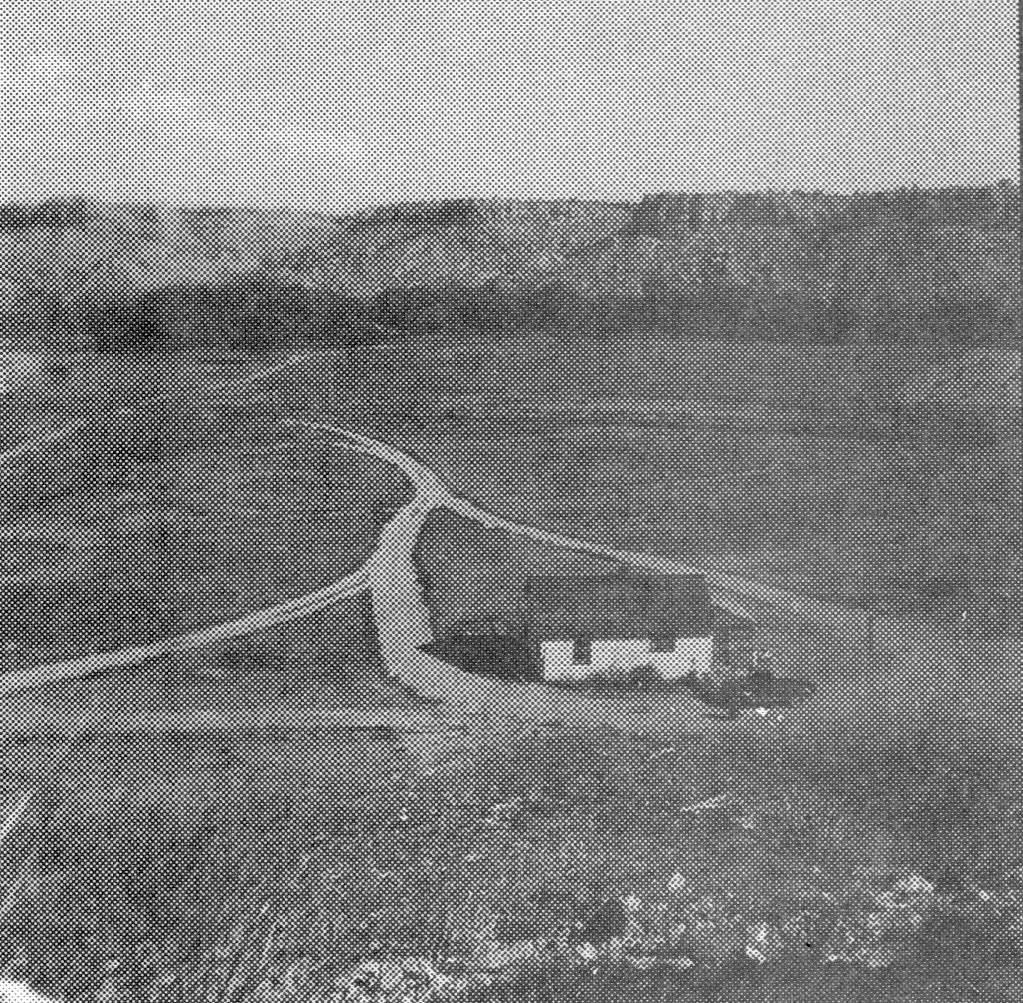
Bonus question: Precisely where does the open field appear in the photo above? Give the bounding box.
[0,338,1019,1001]
[0,596,456,1001]
[336,714,1022,1003]
[0,352,294,454]
[398,423,1019,605]
[1,351,412,672]
[344,334,1018,410]
[0,596,414,738]
[345,336,1020,602]
[4,677,1019,1002]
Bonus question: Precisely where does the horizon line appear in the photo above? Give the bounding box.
[2,179,1020,219]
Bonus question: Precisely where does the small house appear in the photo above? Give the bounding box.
[524,574,717,682]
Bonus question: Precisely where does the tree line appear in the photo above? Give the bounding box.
[3,181,1017,353]
[633,182,1019,234]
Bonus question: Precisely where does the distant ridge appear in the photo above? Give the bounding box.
[0,183,1017,353]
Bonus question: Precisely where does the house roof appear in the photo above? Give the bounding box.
[524,574,714,640]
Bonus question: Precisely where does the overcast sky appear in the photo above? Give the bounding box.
[1,0,1018,212]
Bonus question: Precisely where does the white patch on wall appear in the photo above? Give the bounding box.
[655,636,714,679]
[540,636,713,681]
[0,980,61,1003]
[540,640,591,681]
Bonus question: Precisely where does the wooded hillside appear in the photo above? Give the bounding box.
[0,185,1017,353]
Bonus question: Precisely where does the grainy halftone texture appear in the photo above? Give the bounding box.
[0,15,1019,998]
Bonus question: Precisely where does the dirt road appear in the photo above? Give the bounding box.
[6,362,1016,741]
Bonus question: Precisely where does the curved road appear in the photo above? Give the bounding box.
[289,417,1018,738]
[282,417,876,729]
[5,361,868,732]
[287,418,870,629]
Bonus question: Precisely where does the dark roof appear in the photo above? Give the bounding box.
[525,574,713,640]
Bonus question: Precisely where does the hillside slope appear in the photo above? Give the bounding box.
[0,189,1018,354]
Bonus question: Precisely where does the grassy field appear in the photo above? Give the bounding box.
[344,334,1007,408]
[0,338,1019,1001]
[0,348,430,998]
[366,717,1022,1003]
[0,635,424,1001]
[414,509,620,636]
[5,692,1018,1002]
[346,335,1020,602]
[0,352,287,453]
[0,594,409,738]
[1,351,413,671]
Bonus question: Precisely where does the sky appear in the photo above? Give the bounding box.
[1,0,1018,212]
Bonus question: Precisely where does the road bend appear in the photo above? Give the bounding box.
[286,418,870,636]
[5,376,859,723]
[289,418,862,730]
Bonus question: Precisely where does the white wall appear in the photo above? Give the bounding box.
[655,636,714,679]
[540,636,713,681]
[540,641,590,681]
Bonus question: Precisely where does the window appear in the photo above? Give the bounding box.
[573,637,593,665]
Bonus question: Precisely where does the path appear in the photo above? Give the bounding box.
[5,358,873,726]
[283,418,852,731]
[287,419,871,631]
